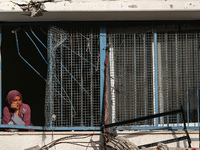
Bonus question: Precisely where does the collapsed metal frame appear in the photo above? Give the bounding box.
[101,106,192,148]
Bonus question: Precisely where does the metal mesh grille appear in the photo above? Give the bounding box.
[108,25,155,126]
[45,25,100,127]
[157,24,200,127]
[107,24,200,128]
[44,23,200,129]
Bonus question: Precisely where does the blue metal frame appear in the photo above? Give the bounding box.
[100,25,106,126]
[154,25,159,127]
[0,124,100,131]
[0,24,199,131]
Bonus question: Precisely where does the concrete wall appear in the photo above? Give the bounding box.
[0,131,199,150]
[0,0,200,21]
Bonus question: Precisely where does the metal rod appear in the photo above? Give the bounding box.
[100,25,106,126]
[154,25,159,127]
[104,108,182,128]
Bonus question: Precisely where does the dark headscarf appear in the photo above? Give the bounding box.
[6,90,22,106]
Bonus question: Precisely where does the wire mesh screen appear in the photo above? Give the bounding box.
[107,23,200,128]
[107,25,155,126]
[45,25,100,127]
[157,24,200,127]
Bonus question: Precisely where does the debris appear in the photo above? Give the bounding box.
[11,0,51,17]
[106,136,138,150]
[24,145,40,150]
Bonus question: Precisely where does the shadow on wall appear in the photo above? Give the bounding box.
[1,25,48,126]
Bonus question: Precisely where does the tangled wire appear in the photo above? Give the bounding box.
[40,134,105,150]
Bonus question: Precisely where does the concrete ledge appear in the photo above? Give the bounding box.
[0,1,200,22]
[0,130,198,135]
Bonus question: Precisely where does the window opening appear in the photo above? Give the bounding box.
[1,26,47,129]
[0,23,199,131]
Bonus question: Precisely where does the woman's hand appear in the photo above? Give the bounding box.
[10,103,18,109]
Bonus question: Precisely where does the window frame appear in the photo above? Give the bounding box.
[0,22,199,131]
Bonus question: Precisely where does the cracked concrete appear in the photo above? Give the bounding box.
[0,1,200,22]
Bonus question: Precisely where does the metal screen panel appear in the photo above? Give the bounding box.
[108,25,155,127]
[44,23,200,130]
[157,24,200,127]
[45,25,100,128]
[107,23,200,129]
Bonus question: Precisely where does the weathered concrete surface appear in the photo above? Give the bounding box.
[0,0,200,21]
[0,131,199,150]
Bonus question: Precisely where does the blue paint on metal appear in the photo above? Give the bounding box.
[0,124,198,131]
[23,29,48,64]
[0,124,101,131]
[100,25,106,125]
[154,26,159,127]
[15,32,47,82]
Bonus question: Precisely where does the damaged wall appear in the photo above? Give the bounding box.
[0,0,200,21]
[0,131,199,150]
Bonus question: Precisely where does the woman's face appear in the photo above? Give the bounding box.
[11,96,22,110]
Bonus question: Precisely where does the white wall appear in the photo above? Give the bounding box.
[0,131,199,150]
[0,0,200,21]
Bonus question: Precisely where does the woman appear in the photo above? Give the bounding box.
[2,90,33,131]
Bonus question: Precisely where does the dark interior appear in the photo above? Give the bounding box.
[1,25,48,126]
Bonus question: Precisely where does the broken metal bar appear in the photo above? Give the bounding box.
[104,109,182,128]
[138,136,189,149]
[102,106,191,148]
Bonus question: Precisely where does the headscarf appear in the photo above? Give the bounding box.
[6,90,22,106]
